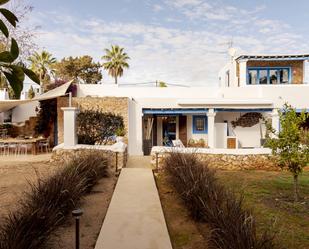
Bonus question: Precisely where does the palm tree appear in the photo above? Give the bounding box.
[28,50,56,84]
[102,45,130,84]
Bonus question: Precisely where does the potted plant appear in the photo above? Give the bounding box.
[115,127,126,142]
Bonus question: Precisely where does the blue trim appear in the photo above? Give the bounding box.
[247,67,292,85]
[294,109,309,113]
[143,108,208,115]
[215,108,273,112]
[192,115,208,134]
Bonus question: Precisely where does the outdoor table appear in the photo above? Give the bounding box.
[0,138,46,155]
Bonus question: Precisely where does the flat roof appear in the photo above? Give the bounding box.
[236,54,309,61]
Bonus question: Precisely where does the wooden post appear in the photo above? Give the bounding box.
[115,152,119,172]
[155,152,159,171]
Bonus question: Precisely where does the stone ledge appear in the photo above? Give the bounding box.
[151,147,277,171]
[51,142,128,169]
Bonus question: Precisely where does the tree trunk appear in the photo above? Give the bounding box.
[115,76,118,84]
[293,174,299,202]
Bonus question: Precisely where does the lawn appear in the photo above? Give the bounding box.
[217,170,309,249]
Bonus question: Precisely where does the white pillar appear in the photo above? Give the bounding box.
[271,108,280,134]
[239,60,248,86]
[207,108,216,148]
[61,107,79,147]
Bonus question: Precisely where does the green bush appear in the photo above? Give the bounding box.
[0,151,108,249]
[164,152,276,249]
[77,109,124,145]
[35,99,57,136]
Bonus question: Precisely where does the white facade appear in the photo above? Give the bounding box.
[76,81,309,155]
[2,54,309,155]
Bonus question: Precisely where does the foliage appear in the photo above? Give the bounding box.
[77,109,124,145]
[164,152,276,249]
[102,45,130,84]
[115,126,126,137]
[0,0,39,98]
[53,55,102,84]
[0,0,38,62]
[0,151,108,249]
[35,99,57,136]
[27,85,34,99]
[265,104,309,202]
[158,81,167,87]
[187,138,207,148]
[28,50,56,90]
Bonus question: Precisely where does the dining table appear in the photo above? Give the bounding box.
[0,137,46,155]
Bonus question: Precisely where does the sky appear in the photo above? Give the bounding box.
[22,0,309,86]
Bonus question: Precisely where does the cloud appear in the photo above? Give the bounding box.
[153,4,163,12]
[27,1,309,86]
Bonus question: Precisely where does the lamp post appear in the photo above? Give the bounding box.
[72,208,83,249]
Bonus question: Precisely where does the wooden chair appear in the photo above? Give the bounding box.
[172,139,185,148]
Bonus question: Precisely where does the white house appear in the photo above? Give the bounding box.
[71,54,309,155]
[1,54,309,156]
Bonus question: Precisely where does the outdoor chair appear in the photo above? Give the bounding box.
[18,143,31,155]
[0,142,8,155]
[39,137,51,153]
[172,139,185,148]
[8,143,18,156]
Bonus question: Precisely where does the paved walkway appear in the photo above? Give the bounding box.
[126,156,152,168]
[94,167,172,249]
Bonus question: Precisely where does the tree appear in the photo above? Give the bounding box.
[1,0,38,62]
[28,50,56,88]
[0,0,39,99]
[53,55,102,84]
[27,85,34,99]
[265,104,309,202]
[102,45,130,84]
[156,81,167,87]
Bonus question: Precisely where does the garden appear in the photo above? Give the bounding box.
[0,151,117,249]
[156,104,309,249]
[157,153,309,249]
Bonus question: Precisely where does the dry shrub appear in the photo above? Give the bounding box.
[164,152,276,249]
[0,151,108,249]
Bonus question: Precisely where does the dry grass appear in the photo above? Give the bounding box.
[164,152,276,249]
[0,151,108,249]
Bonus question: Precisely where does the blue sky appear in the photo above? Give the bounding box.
[24,0,309,86]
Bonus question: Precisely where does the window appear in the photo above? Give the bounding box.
[193,116,208,134]
[248,70,258,85]
[259,69,268,84]
[279,68,289,84]
[247,67,291,85]
[225,70,230,87]
[269,69,278,84]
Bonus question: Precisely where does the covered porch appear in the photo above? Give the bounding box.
[142,107,277,155]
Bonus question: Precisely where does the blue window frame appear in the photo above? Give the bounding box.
[193,116,208,134]
[247,67,291,85]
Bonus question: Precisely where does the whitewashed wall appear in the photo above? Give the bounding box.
[186,115,208,143]
[76,84,309,155]
[12,101,39,123]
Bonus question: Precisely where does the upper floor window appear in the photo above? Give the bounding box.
[225,70,230,87]
[247,67,291,85]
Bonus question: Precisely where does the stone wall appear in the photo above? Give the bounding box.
[247,60,304,84]
[151,152,277,171]
[57,96,129,144]
[51,147,128,171]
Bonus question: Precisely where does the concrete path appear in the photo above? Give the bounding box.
[126,156,152,168]
[94,168,172,249]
